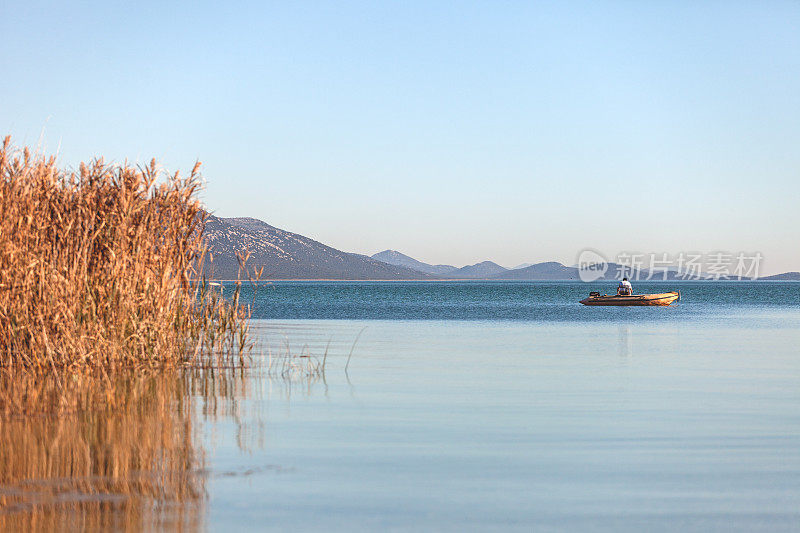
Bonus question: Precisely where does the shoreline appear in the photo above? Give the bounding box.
[204,278,796,282]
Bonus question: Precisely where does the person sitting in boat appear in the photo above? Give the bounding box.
[617,277,633,296]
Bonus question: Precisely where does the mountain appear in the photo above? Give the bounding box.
[759,272,800,281]
[492,261,700,281]
[200,216,798,280]
[598,263,713,281]
[494,262,580,280]
[450,261,508,278]
[371,250,458,276]
[512,263,535,270]
[202,216,432,280]
[371,251,508,279]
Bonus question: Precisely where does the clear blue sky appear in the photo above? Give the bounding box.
[2,1,799,274]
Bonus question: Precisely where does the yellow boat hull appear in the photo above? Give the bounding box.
[579,291,680,306]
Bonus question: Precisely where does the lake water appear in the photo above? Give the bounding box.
[3,281,800,531]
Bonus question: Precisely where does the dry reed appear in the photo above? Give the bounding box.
[0,136,254,376]
[267,341,328,381]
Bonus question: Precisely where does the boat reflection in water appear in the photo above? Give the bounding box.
[0,366,253,531]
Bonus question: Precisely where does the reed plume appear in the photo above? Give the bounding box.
[0,136,253,374]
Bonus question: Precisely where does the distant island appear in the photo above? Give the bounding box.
[203,215,800,281]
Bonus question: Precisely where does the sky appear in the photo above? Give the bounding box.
[2,1,799,274]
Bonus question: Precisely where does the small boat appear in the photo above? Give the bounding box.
[579,291,680,306]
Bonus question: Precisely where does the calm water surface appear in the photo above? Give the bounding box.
[3,282,800,531]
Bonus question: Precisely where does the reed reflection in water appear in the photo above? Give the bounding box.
[0,366,253,531]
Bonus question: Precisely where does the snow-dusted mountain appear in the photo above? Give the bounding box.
[202,216,431,280]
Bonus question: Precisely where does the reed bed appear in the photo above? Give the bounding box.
[0,136,254,377]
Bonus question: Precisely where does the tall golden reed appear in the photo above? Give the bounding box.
[0,136,252,373]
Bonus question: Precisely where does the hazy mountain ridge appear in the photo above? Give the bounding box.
[450,261,508,278]
[372,252,772,281]
[370,253,662,281]
[370,252,507,278]
[203,216,797,280]
[494,261,580,280]
[371,250,457,275]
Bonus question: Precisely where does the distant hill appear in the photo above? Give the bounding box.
[203,216,431,280]
[494,262,580,280]
[511,262,535,270]
[371,251,508,279]
[492,261,628,280]
[759,272,800,281]
[491,261,706,281]
[450,261,508,278]
[371,250,457,276]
